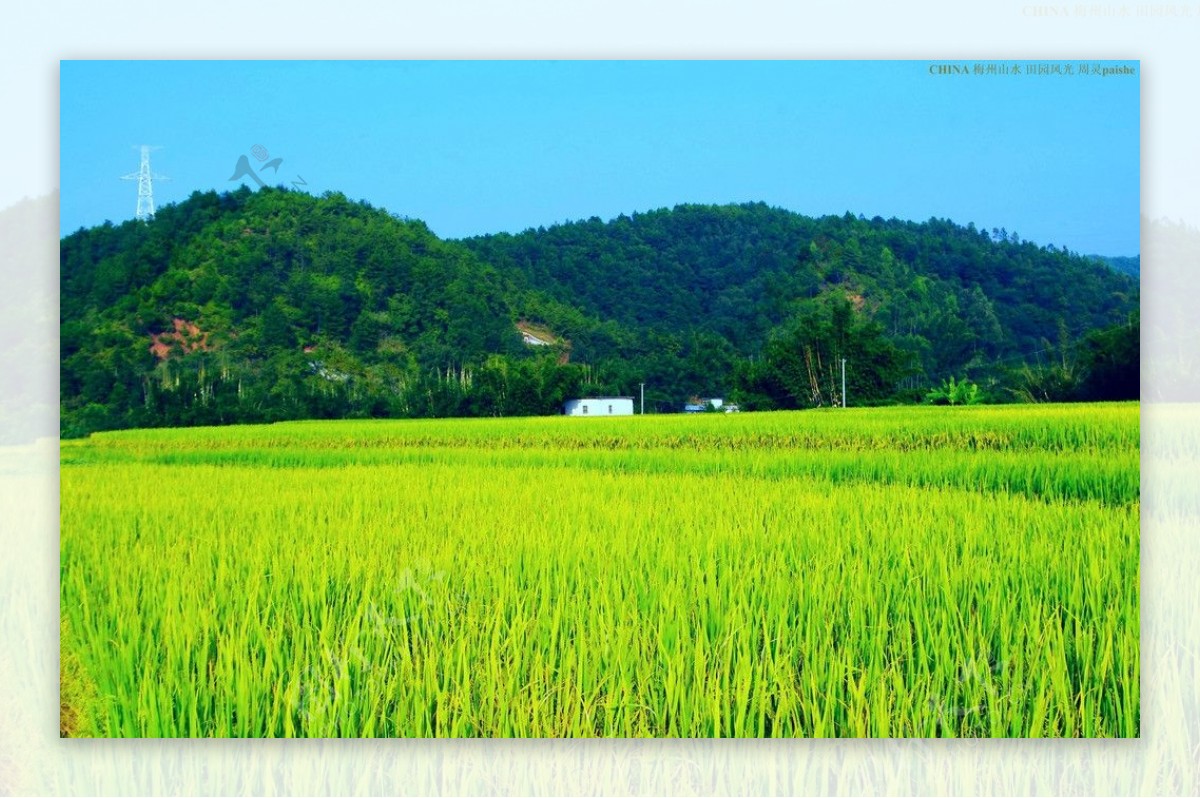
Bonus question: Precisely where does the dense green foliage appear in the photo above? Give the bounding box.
[60,404,1139,738]
[61,188,1139,435]
[1008,316,1140,404]
[464,204,1137,400]
[1090,254,1140,279]
[61,187,589,435]
[925,376,983,406]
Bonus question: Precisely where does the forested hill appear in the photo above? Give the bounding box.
[62,186,538,436]
[1090,254,1140,279]
[60,187,1139,436]
[462,203,1137,365]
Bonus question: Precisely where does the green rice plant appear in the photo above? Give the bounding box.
[59,403,1139,737]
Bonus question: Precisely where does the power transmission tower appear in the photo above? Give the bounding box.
[121,145,168,222]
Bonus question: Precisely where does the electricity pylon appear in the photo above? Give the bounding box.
[121,145,168,222]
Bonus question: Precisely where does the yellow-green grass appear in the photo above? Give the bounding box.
[59,403,1139,737]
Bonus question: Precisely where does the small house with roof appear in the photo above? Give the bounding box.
[563,397,635,417]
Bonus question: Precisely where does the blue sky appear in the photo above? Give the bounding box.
[61,60,1140,255]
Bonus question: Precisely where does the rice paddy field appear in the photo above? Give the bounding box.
[58,403,1139,738]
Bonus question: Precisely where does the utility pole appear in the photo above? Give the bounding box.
[841,358,847,408]
[640,382,645,415]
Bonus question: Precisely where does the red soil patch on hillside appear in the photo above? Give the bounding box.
[149,318,211,360]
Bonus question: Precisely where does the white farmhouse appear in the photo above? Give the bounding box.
[563,397,635,417]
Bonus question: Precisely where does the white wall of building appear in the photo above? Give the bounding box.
[563,397,634,416]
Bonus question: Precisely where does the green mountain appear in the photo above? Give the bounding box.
[60,187,1139,436]
[1090,254,1140,279]
[462,204,1137,376]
